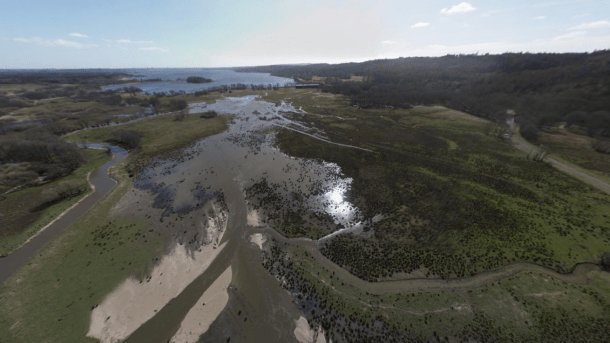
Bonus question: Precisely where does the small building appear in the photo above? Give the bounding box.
[295,84,319,89]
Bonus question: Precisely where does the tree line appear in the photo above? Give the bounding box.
[237,51,610,142]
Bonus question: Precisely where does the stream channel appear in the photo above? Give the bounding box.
[123,95,375,342]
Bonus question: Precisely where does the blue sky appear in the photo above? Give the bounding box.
[1,0,608,68]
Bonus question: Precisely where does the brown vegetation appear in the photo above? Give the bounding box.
[0,127,85,193]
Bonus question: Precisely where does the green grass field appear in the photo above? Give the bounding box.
[0,148,111,256]
[65,111,228,157]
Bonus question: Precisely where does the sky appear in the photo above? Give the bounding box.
[0,0,608,68]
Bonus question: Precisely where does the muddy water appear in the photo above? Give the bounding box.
[136,96,366,231]
[121,96,375,342]
[0,144,127,285]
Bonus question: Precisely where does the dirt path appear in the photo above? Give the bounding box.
[254,227,603,295]
[509,122,610,195]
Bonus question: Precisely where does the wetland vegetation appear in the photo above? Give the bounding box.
[269,94,610,280]
[1,62,609,343]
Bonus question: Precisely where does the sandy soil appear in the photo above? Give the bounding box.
[247,208,262,227]
[87,219,227,343]
[250,233,266,250]
[294,317,315,343]
[294,316,327,343]
[170,266,233,343]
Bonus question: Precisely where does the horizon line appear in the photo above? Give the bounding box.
[1,49,609,70]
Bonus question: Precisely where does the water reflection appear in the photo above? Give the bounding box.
[134,96,373,239]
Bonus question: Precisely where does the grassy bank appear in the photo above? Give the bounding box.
[0,148,111,256]
[64,111,227,157]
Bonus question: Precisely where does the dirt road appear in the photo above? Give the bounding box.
[509,122,610,195]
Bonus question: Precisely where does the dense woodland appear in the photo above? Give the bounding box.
[237,51,610,142]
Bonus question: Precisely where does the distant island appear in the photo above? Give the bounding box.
[186,76,213,84]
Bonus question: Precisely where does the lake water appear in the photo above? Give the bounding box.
[103,68,294,93]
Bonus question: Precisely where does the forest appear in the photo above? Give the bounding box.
[237,51,610,142]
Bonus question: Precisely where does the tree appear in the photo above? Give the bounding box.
[168,99,188,111]
[520,123,539,142]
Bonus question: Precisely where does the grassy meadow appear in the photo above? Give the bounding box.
[65,111,228,157]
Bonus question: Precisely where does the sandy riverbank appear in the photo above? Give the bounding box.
[250,233,266,250]
[170,266,233,343]
[87,196,228,343]
[294,316,327,343]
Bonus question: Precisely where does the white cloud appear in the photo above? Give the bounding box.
[381,40,396,44]
[554,31,587,40]
[533,16,546,20]
[411,22,430,28]
[441,2,476,15]
[69,32,88,38]
[139,46,169,52]
[569,20,610,30]
[12,37,96,48]
[105,39,153,44]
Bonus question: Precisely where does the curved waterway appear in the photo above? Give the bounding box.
[0,144,127,285]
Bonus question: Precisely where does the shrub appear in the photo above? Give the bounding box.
[174,112,186,121]
[30,180,85,212]
[593,139,610,154]
[110,130,142,150]
[168,99,188,111]
[0,127,84,169]
[200,110,217,119]
[602,252,610,271]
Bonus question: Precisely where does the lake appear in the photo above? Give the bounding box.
[103,68,294,93]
